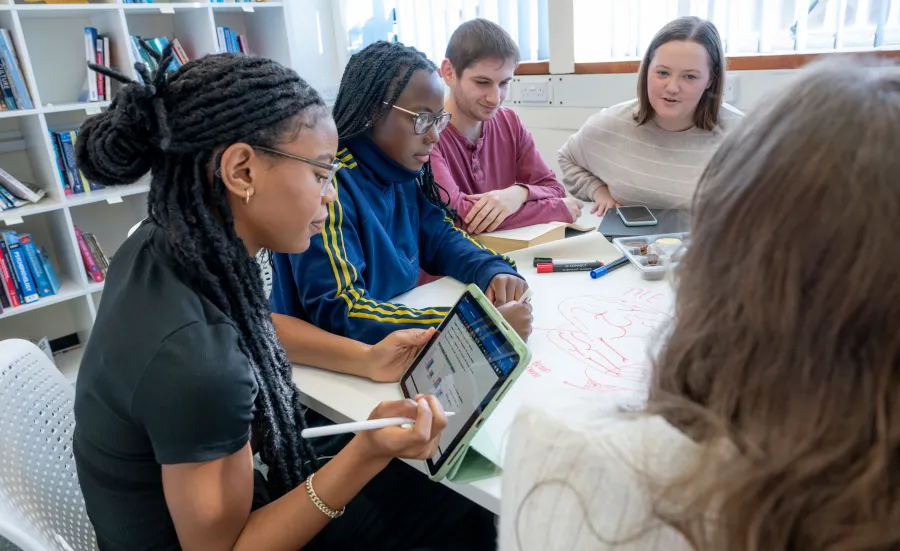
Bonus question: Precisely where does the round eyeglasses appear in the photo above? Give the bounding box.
[384,102,452,135]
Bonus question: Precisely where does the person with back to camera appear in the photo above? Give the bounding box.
[72,44,496,551]
[501,58,900,550]
[559,16,744,215]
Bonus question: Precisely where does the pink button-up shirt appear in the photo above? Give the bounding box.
[431,107,572,230]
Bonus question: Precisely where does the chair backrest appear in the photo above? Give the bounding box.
[127,219,145,239]
[0,339,98,551]
[256,250,273,298]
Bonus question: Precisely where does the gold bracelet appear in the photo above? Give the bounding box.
[305,473,345,519]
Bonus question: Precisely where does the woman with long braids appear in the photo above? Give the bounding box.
[270,41,533,361]
[73,45,494,550]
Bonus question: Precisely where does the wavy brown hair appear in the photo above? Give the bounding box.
[647,58,900,549]
[635,16,725,131]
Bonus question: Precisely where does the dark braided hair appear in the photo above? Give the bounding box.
[75,42,323,498]
[332,40,457,220]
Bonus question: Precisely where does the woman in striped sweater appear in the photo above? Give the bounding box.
[558,16,743,214]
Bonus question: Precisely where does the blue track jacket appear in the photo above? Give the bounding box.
[270,136,520,345]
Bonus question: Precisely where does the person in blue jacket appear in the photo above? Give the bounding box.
[271,40,533,358]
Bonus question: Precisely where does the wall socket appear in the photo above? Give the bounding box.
[723,74,738,103]
[519,81,551,104]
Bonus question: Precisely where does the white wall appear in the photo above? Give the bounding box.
[507,69,800,177]
[283,0,343,101]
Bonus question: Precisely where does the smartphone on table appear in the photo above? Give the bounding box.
[616,206,658,227]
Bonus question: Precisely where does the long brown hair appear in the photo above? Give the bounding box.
[635,16,725,131]
[649,58,900,549]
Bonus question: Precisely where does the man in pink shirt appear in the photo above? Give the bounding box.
[431,18,584,235]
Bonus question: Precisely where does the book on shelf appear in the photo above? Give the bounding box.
[217,28,250,55]
[0,231,62,312]
[0,29,33,111]
[1,231,41,304]
[131,36,189,76]
[81,27,113,103]
[83,232,109,280]
[50,127,103,196]
[74,226,104,283]
[0,168,47,211]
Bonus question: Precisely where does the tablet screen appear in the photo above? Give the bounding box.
[401,292,520,474]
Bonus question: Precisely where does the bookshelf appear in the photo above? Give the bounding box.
[0,0,295,382]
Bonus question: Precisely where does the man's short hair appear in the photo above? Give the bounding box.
[445,18,521,75]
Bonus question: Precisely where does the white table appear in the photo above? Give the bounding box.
[292,213,674,514]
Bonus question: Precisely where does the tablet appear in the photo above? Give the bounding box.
[400,283,531,481]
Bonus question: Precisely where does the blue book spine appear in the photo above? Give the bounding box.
[50,131,72,196]
[0,240,22,302]
[2,232,38,303]
[38,247,60,294]
[156,37,180,69]
[0,30,31,110]
[216,27,227,53]
[19,233,52,297]
[229,30,240,54]
[0,185,13,209]
[0,58,16,110]
[224,28,234,53]
[57,132,83,194]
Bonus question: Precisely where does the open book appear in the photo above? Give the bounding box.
[472,221,597,254]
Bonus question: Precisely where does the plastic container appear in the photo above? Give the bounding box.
[612,232,690,280]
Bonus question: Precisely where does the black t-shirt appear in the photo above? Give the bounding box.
[73,221,258,551]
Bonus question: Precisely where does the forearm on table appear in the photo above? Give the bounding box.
[495,198,572,229]
[518,179,566,202]
[234,436,388,551]
[271,313,370,377]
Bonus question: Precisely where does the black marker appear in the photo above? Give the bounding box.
[536,261,604,273]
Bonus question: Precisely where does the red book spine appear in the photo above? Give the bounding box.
[74,226,103,283]
[0,250,19,307]
[95,43,105,101]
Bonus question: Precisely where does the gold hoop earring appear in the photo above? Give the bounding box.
[244,189,251,205]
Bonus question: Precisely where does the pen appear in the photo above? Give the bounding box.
[589,256,629,279]
[536,261,604,273]
[301,412,458,438]
[517,288,534,304]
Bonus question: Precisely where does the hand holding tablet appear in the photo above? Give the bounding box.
[400,284,532,481]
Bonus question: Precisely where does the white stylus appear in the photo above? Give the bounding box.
[518,287,534,304]
[301,412,457,439]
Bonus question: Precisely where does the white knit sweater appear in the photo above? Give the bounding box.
[499,397,699,551]
[558,99,744,210]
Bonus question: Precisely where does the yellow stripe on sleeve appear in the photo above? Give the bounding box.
[320,176,451,324]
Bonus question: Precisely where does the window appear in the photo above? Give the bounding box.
[338,0,549,64]
[573,0,900,63]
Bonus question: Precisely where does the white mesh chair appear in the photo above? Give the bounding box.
[126,219,144,238]
[256,250,274,298]
[0,339,98,551]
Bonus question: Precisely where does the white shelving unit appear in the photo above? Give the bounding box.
[0,0,292,382]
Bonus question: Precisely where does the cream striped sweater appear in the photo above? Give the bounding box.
[558,99,744,210]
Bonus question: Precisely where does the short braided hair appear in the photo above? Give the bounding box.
[75,42,323,497]
[333,40,457,220]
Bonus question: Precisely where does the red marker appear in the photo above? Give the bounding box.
[536,261,604,273]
